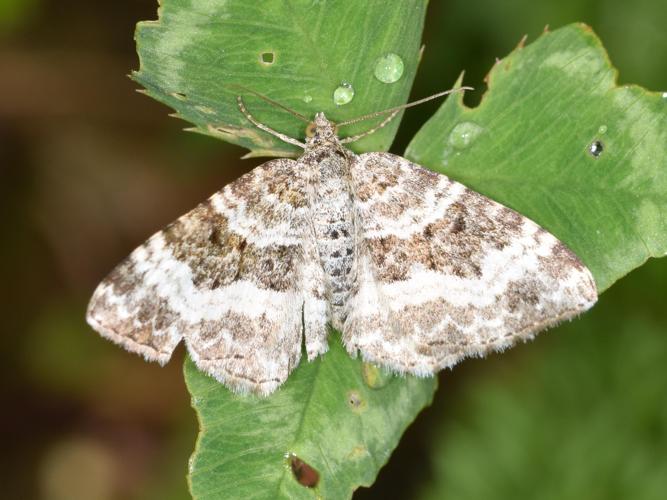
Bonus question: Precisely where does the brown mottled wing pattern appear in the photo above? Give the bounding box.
[86,159,327,395]
[346,152,597,375]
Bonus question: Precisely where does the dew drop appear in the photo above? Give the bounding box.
[589,139,604,158]
[303,94,313,103]
[259,51,275,65]
[333,82,354,106]
[598,125,608,134]
[448,121,484,150]
[374,53,405,84]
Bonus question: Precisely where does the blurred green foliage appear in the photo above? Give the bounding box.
[422,0,667,92]
[0,0,36,32]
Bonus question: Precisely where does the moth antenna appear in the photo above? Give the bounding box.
[339,110,400,144]
[337,87,473,127]
[227,84,310,123]
[237,96,307,149]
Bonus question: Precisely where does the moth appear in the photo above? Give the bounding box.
[87,89,597,395]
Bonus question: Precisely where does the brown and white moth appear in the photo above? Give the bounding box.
[87,90,597,395]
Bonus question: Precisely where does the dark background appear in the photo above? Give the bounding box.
[1,1,665,499]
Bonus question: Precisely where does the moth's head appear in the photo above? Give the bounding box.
[305,112,339,146]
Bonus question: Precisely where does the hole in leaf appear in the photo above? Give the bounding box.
[259,51,275,65]
[589,139,604,158]
[347,390,366,412]
[288,454,319,488]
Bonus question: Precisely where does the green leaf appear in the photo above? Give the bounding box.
[185,334,436,499]
[406,23,667,292]
[134,0,427,157]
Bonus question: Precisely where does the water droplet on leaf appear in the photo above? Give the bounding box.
[302,94,313,103]
[598,125,607,134]
[374,53,404,84]
[448,122,484,150]
[589,140,604,158]
[333,82,354,106]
